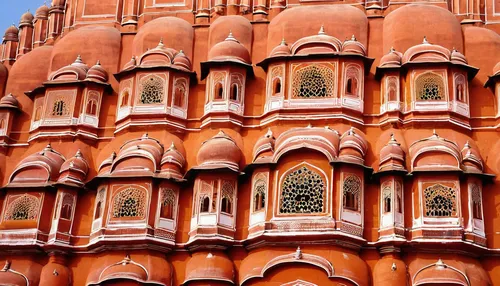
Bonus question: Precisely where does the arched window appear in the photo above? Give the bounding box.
[200,196,210,213]
[173,86,185,108]
[253,180,266,212]
[160,189,176,220]
[346,78,358,95]
[471,185,482,220]
[120,90,129,107]
[4,194,40,221]
[94,201,102,220]
[424,184,456,217]
[140,75,164,104]
[34,106,42,121]
[273,78,282,95]
[52,100,68,116]
[221,182,234,214]
[343,175,361,211]
[383,187,391,213]
[395,181,402,214]
[292,64,335,98]
[280,166,325,214]
[214,82,224,100]
[61,204,72,220]
[454,74,467,103]
[86,99,97,116]
[456,84,464,102]
[415,72,445,101]
[0,119,4,130]
[112,187,146,218]
[230,84,238,101]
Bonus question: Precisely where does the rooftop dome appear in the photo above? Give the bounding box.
[98,151,116,175]
[290,26,342,56]
[86,61,109,82]
[50,55,89,81]
[51,0,66,8]
[160,142,186,180]
[196,130,242,172]
[184,252,235,284]
[3,25,19,42]
[9,144,66,186]
[172,50,192,71]
[379,134,406,172]
[207,32,251,64]
[342,35,367,56]
[461,142,483,173]
[0,94,20,110]
[339,127,368,165]
[35,4,49,19]
[19,11,34,26]
[379,48,402,68]
[269,39,291,57]
[58,150,89,186]
[450,48,467,65]
[402,37,451,64]
[253,128,275,163]
[409,130,462,172]
[137,39,177,67]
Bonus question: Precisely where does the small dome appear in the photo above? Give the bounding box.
[269,39,291,57]
[138,39,177,67]
[253,128,275,163]
[290,26,342,55]
[19,11,34,26]
[58,150,89,186]
[207,32,251,64]
[342,35,366,56]
[51,0,66,7]
[160,142,186,180]
[173,50,192,71]
[339,127,368,165]
[379,48,402,68]
[0,94,20,109]
[111,133,164,175]
[196,130,242,172]
[35,5,49,19]
[86,60,108,82]
[461,142,483,173]
[50,55,89,81]
[98,151,116,175]
[409,130,462,172]
[379,134,406,172]
[184,252,235,284]
[450,48,467,65]
[402,37,451,64]
[493,61,500,76]
[4,25,19,42]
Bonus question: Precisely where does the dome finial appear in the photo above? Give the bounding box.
[351,34,356,41]
[436,258,446,269]
[265,128,274,138]
[75,149,82,157]
[318,25,326,35]
[294,246,303,260]
[225,30,237,42]
[75,54,83,63]
[168,142,176,151]
[157,37,164,48]
[423,36,429,44]
[432,129,439,137]
[96,60,101,66]
[2,260,11,271]
[280,38,287,46]
[307,123,313,128]
[390,46,395,53]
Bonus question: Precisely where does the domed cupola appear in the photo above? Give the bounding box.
[58,150,89,187]
[19,11,34,26]
[451,48,467,65]
[173,50,192,71]
[379,48,402,69]
[50,55,89,81]
[35,4,49,19]
[98,151,116,176]
[3,25,19,42]
[461,142,483,173]
[290,26,342,55]
[269,39,291,58]
[138,39,177,67]
[207,31,251,66]
[342,35,366,56]
[86,61,109,82]
[378,134,406,172]
[195,130,242,172]
[51,0,66,8]
[160,142,186,180]
[402,36,451,64]
[252,128,275,163]
[339,127,368,165]
[0,94,19,110]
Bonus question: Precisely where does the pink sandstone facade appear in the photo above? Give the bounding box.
[1,0,500,285]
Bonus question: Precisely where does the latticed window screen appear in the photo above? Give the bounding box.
[221,182,234,214]
[52,100,69,116]
[424,184,456,217]
[280,166,325,214]
[471,184,482,220]
[160,189,176,219]
[383,186,392,213]
[140,75,164,104]
[94,188,105,220]
[292,65,335,98]
[415,73,445,101]
[395,181,403,213]
[343,175,361,211]
[253,180,266,212]
[112,187,146,218]
[4,194,40,221]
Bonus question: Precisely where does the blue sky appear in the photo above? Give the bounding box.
[0,1,43,35]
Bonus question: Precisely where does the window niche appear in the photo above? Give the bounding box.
[292,64,335,99]
[112,187,146,219]
[423,184,457,218]
[342,175,361,212]
[279,166,325,214]
[139,75,164,104]
[4,194,40,221]
[415,72,445,101]
[156,188,178,233]
[92,188,106,232]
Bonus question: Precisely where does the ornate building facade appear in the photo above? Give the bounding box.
[1,0,500,285]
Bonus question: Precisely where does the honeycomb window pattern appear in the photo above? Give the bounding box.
[424,184,457,217]
[4,194,40,221]
[416,73,444,101]
[280,166,325,214]
[140,75,164,104]
[292,64,335,99]
[112,187,146,218]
